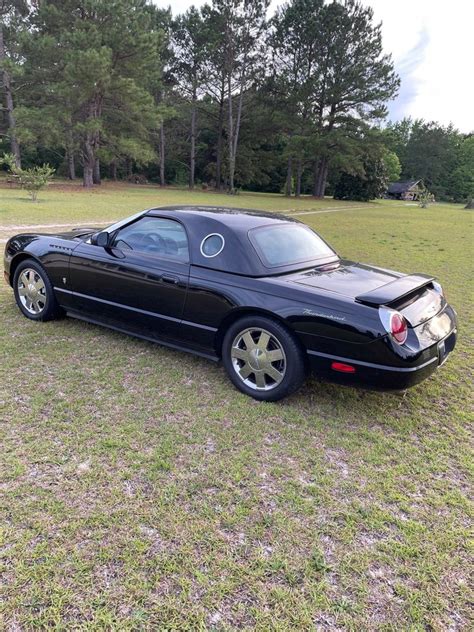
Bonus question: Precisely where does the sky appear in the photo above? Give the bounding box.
[152,0,474,133]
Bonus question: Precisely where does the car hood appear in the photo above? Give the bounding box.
[50,227,101,240]
[287,260,403,299]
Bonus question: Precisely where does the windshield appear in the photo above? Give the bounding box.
[249,223,336,268]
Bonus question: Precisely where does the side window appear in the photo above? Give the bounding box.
[112,217,189,262]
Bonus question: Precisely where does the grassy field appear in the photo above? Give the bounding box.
[0,181,362,228]
[1,183,473,630]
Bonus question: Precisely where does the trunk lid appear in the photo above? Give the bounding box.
[290,260,404,299]
[289,260,443,327]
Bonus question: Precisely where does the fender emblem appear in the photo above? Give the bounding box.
[50,243,73,251]
[303,308,346,322]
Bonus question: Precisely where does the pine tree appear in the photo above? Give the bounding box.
[22,0,164,187]
[0,0,28,167]
[172,7,209,189]
[213,0,269,193]
[269,0,399,198]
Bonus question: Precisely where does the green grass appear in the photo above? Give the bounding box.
[0,180,362,227]
[1,183,473,630]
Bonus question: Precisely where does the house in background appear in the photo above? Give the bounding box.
[386,180,423,201]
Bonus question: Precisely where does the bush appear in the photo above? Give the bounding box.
[334,158,388,202]
[1,154,55,201]
[418,188,435,209]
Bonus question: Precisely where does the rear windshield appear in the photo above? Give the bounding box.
[249,223,336,268]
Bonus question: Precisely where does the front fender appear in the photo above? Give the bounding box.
[4,234,75,288]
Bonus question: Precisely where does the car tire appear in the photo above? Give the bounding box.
[222,315,306,401]
[13,259,62,321]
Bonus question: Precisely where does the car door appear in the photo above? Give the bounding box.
[68,216,190,342]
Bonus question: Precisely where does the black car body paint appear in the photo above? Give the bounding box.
[4,206,457,390]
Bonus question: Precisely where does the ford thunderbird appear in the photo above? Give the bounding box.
[4,206,457,401]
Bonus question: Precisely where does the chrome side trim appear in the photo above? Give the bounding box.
[306,349,438,373]
[53,287,218,332]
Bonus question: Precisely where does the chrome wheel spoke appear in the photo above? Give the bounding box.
[264,365,284,384]
[17,267,47,315]
[255,371,266,389]
[231,347,249,362]
[231,327,286,392]
[242,331,255,351]
[258,331,270,350]
[267,348,284,362]
[239,363,253,379]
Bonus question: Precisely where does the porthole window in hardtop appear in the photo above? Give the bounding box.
[200,233,225,258]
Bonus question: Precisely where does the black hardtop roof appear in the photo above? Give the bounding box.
[146,205,299,232]
[112,205,338,277]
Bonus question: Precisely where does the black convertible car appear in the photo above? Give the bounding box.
[4,206,457,401]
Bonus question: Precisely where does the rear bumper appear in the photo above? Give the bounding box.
[307,328,457,390]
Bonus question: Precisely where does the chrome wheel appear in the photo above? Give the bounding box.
[17,268,47,315]
[231,327,287,391]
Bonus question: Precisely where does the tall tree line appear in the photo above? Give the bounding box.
[384,118,474,202]
[1,0,472,200]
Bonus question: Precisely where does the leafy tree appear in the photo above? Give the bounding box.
[213,0,269,193]
[383,117,413,165]
[193,4,226,190]
[310,0,399,197]
[0,0,29,167]
[148,6,174,187]
[4,0,465,203]
[267,0,399,198]
[172,7,209,189]
[448,135,474,202]
[333,155,388,201]
[418,187,434,209]
[1,152,55,201]
[384,118,472,201]
[22,0,164,187]
[382,148,401,183]
[268,0,322,196]
[401,120,460,198]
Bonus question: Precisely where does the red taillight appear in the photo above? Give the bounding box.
[331,362,356,373]
[390,312,408,344]
[379,308,408,345]
[391,312,408,344]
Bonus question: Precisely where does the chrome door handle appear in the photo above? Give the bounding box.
[161,274,179,285]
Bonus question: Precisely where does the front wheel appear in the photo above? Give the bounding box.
[222,316,307,401]
[13,259,62,321]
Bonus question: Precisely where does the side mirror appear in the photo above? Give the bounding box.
[91,231,110,247]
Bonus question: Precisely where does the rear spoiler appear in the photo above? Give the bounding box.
[355,274,435,307]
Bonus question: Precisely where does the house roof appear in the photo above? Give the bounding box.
[387,180,421,194]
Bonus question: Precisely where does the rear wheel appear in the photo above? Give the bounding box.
[222,316,306,401]
[13,259,62,321]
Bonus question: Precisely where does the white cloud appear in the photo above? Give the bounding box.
[387,27,431,122]
[152,0,474,132]
[354,0,474,132]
